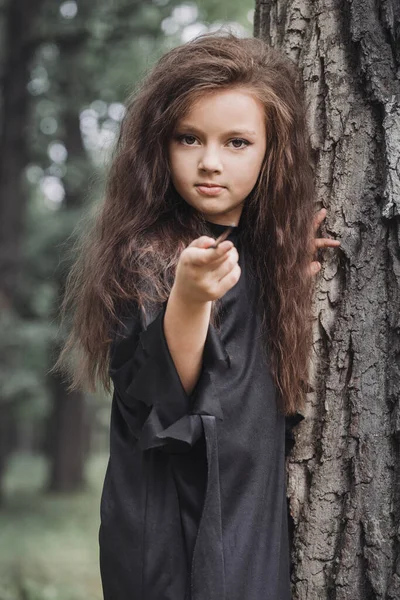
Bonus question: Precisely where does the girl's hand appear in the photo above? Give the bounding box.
[173,236,241,305]
[308,208,341,276]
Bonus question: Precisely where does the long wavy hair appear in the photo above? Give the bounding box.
[54,31,317,417]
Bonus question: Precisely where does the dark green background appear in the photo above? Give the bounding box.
[0,1,254,598]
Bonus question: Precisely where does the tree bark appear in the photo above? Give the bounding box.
[0,0,44,502]
[254,1,400,599]
[47,367,87,492]
[46,82,91,493]
[0,0,38,304]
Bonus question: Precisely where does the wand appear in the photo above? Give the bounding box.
[209,225,234,248]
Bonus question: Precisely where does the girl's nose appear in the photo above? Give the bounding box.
[198,147,222,172]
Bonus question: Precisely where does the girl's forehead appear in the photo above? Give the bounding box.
[183,86,261,109]
[175,89,266,132]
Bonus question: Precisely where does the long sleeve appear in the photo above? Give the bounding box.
[109,301,229,454]
[109,302,201,452]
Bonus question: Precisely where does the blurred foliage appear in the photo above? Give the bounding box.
[0,0,254,594]
[0,452,107,600]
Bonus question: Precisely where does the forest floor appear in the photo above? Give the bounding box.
[0,452,108,600]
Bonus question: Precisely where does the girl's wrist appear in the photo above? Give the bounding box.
[170,282,212,311]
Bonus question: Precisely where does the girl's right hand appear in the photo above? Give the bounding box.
[173,236,241,305]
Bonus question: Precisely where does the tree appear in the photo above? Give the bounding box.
[0,0,46,502]
[45,44,92,493]
[254,1,400,598]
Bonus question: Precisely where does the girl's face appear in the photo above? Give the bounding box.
[168,87,267,226]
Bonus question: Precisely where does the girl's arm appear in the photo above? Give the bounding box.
[163,286,212,396]
[163,234,240,397]
[108,234,239,452]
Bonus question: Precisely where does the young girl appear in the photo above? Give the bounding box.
[56,31,340,600]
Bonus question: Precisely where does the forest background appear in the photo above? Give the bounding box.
[0,1,254,598]
[2,0,400,599]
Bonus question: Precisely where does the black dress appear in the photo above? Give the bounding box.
[99,220,304,600]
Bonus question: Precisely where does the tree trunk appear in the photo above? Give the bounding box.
[254,1,400,598]
[0,0,44,502]
[46,367,87,492]
[46,45,92,492]
[0,0,36,303]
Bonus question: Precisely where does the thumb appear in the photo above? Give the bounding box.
[188,235,217,249]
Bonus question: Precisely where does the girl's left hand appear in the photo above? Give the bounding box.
[308,208,341,276]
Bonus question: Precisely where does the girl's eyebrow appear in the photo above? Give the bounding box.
[176,124,257,137]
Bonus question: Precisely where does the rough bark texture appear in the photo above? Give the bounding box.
[254,1,400,599]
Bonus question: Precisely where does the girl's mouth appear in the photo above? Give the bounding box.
[195,185,225,196]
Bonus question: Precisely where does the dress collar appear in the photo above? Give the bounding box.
[204,220,240,244]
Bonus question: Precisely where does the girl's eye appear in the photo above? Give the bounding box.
[229,138,250,149]
[177,135,198,146]
[176,135,250,149]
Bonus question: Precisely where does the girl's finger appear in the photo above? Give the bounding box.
[207,239,234,254]
[188,236,217,248]
[210,247,239,274]
[217,263,241,293]
[204,239,234,263]
[189,236,233,253]
[313,208,327,232]
[314,237,341,249]
[309,261,321,276]
[188,240,233,267]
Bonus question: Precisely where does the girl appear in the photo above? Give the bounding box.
[56,32,340,600]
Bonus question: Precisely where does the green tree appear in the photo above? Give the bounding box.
[0,0,47,503]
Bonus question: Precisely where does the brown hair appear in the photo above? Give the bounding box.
[54,31,317,417]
